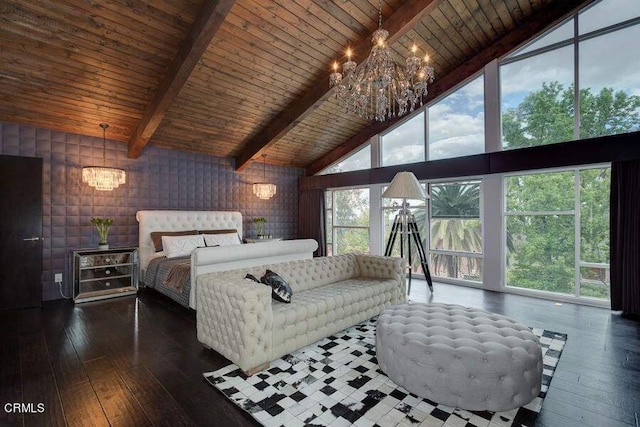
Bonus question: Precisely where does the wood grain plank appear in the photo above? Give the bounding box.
[424,8,471,59]
[44,0,184,52]
[440,0,486,48]
[210,28,316,85]
[20,333,66,427]
[58,380,109,427]
[504,0,526,24]
[0,331,22,427]
[0,26,164,84]
[142,352,251,425]
[461,0,499,41]
[490,0,517,31]
[127,0,236,158]
[83,356,151,426]
[44,330,90,391]
[12,0,178,62]
[287,0,365,39]
[477,0,507,34]
[243,0,345,54]
[119,365,194,426]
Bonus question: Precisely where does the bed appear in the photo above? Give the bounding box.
[136,210,318,309]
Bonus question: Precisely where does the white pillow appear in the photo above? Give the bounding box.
[161,234,205,259]
[203,232,241,247]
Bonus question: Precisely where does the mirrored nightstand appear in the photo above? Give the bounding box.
[72,247,138,303]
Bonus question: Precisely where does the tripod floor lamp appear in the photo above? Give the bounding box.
[382,172,433,294]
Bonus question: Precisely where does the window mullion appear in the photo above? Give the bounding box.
[574,15,580,141]
[574,170,581,298]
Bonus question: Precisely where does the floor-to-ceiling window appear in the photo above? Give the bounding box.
[505,166,610,300]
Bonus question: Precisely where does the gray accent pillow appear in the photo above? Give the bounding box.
[260,269,292,303]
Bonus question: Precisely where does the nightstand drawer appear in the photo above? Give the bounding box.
[80,277,132,293]
[80,265,133,281]
[79,253,133,267]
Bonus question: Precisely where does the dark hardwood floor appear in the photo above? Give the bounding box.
[0,281,638,427]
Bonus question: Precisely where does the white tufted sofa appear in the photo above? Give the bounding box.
[376,303,543,412]
[197,253,406,374]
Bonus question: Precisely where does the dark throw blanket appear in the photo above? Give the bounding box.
[163,258,191,291]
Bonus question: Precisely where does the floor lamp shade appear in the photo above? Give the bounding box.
[382,172,428,200]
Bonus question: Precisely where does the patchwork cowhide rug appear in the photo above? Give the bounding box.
[204,317,566,427]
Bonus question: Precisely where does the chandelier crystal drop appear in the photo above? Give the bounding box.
[253,154,277,200]
[329,1,435,122]
[82,123,126,191]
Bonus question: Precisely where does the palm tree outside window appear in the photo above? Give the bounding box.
[428,181,483,282]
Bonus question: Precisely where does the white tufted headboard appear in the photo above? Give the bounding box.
[136,210,243,274]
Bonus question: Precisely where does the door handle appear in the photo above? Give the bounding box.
[22,237,41,241]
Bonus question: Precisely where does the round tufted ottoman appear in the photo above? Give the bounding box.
[376,302,542,412]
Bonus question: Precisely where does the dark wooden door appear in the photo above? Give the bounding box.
[0,155,43,309]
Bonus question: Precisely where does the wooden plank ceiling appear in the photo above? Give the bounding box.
[0,0,590,172]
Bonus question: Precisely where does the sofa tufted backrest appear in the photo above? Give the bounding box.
[199,253,361,293]
[281,254,360,292]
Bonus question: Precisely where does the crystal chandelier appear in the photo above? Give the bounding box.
[82,123,126,191]
[253,154,276,200]
[329,0,435,122]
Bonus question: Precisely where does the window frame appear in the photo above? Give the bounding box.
[326,186,371,256]
[502,164,611,301]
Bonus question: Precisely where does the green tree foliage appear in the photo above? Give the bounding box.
[503,82,574,148]
[398,182,482,280]
[580,168,610,264]
[503,82,621,298]
[503,82,640,149]
[506,172,576,293]
[431,183,480,219]
[429,183,482,279]
[333,189,370,254]
[579,168,611,299]
[580,87,640,138]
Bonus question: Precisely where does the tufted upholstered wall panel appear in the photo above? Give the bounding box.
[0,122,303,301]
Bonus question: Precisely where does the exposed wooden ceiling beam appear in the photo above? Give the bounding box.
[305,0,595,176]
[127,0,236,158]
[233,0,444,171]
